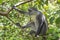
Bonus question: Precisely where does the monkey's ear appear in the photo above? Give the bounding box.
[28,7,37,12]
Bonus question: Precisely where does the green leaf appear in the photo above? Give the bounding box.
[0,0,3,4]
[49,16,55,24]
[55,17,60,24]
[56,10,60,15]
[55,17,60,27]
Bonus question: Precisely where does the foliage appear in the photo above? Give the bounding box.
[0,0,60,40]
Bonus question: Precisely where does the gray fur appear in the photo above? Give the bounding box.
[22,8,48,37]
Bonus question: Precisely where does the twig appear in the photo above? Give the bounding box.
[14,0,33,7]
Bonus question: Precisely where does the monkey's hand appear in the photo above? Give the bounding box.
[15,23,21,27]
[21,26,26,29]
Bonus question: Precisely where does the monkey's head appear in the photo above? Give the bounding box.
[28,7,37,11]
[28,7,38,15]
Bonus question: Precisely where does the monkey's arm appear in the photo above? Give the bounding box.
[13,7,29,15]
[22,22,34,28]
[13,6,27,14]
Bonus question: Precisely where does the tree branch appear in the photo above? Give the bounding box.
[0,0,33,27]
[14,0,33,7]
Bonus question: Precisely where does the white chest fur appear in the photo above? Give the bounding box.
[30,15,39,32]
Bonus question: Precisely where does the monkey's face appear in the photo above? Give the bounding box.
[28,9,37,15]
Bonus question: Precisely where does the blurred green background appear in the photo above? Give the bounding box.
[0,0,60,40]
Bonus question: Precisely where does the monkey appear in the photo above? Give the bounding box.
[23,8,48,36]
[13,7,48,40]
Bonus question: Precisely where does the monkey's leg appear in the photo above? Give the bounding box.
[35,22,43,37]
[41,22,47,40]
